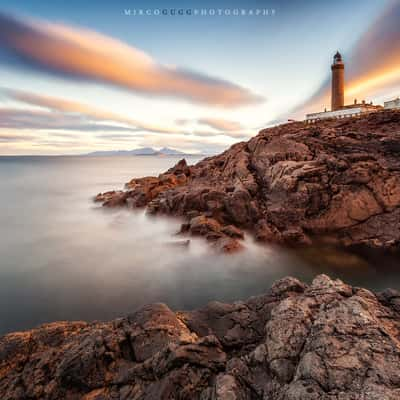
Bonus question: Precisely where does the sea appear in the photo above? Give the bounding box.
[0,155,399,335]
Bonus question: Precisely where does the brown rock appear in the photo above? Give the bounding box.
[2,275,400,399]
[214,237,244,253]
[94,191,124,203]
[221,225,244,239]
[189,215,222,236]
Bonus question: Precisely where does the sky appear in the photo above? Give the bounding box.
[0,0,399,155]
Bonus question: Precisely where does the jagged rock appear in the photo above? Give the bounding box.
[189,215,222,237]
[212,237,244,253]
[2,275,400,399]
[95,111,400,250]
[94,190,127,207]
[221,225,244,239]
[270,276,307,297]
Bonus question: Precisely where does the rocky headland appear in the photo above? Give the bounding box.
[95,110,400,252]
[1,274,400,399]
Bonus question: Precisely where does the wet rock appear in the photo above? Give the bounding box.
[254,219,280,243]
[189,215,222,236]
[270,276,307,297]
[1,275,400,399]
[221,225,244,239]
[95,190,128,207]
[215,237,244,253]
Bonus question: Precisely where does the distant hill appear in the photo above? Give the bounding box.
[158,147,185,155]
[86,147,187,156]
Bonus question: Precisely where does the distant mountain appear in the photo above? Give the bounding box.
[86,147,187,156]
[131,147,159,155]
[158,147,184,155]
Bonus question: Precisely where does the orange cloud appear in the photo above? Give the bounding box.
[197,118,244,132]
[1,88,178,134]
[0,13,263,108]
[1,88,251,140]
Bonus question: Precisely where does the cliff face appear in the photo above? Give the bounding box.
[95,110,400,251]
[1,275,400,399]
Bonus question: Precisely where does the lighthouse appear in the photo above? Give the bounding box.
[331,51,344,111]
[305,52,382,122]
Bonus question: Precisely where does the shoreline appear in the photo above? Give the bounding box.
[95,110,400,252]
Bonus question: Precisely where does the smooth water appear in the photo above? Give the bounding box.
[0,155,399,335]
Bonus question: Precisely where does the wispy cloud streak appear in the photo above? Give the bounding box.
[196,118,244,132]
[0,13,263,108]
[0,108,139,132]
[0,88,178,134]
[1,87,252,139]
[0,88,252,141]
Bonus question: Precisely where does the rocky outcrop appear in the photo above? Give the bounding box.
[1,275,400,399]
[95,110,400,249]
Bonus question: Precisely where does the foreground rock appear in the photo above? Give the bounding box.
[95,110,400,250]
[1,275,400,399]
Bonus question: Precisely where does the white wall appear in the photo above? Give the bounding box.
[384,99,400,109]
[306,107,365,121]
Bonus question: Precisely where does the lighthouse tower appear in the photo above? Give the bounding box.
[331,51,344,111]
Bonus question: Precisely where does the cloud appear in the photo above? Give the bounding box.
[196,118,244,132]
[190,130,249,139]
[46,132,82,139]
[1,88,253,140]
[95,133,142,141]
[0,13,263,108]
[0,108,140,132]
[287,0,400,119]
[1,87,178,134]
[31,140,90,148]
[176,117,251,139]
[0,89,246,153]
[0,133,35,142]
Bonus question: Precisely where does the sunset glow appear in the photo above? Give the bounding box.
[0,0,398,154]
